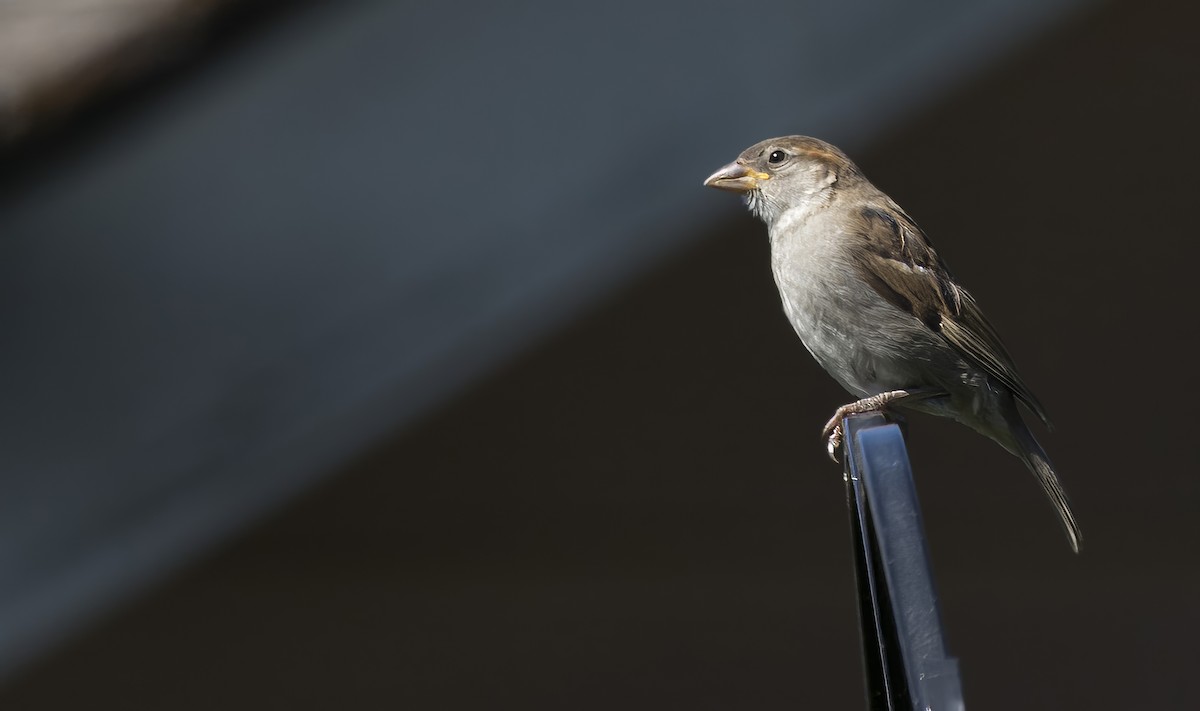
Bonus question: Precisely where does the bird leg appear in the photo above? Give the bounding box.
[822,388,943,462]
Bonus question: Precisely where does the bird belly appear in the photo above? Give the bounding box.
[771,240,938,399]
[773,258,1002,433]
[779,281,917,397]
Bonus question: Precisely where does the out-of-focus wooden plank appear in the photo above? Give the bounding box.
[0,0,234,142]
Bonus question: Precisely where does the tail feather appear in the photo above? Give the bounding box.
[1012,423,1082,553]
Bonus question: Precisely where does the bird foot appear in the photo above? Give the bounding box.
[820,389,939,463]
[825,422,845,462]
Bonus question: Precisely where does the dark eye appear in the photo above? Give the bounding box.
[767,150,787,164]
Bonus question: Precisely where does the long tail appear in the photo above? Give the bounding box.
[1009,419,1083,553]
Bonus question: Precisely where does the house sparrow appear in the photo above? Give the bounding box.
[704,136,1081,553]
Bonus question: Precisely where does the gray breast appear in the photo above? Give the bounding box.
[768,210,934,398]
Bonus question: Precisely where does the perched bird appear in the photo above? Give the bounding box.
[704,136,1081,552]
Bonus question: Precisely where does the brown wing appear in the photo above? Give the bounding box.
[851,203,1051,426]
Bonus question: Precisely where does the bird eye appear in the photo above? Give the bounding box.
[767,150,787,164]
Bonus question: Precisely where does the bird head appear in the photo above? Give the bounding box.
[703,136,862,224]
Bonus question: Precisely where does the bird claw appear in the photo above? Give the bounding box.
[822,409,848,462]
[822,410,844,441]
[825,422,843,462]
[819,390,928,465]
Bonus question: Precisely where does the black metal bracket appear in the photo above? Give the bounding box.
[843,413,965,711]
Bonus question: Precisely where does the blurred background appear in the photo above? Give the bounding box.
[1,0,1197,708]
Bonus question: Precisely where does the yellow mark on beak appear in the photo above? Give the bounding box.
[703,162,768,193]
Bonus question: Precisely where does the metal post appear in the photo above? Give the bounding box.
[843,413,964,711]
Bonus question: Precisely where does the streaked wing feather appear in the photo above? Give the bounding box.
[940,291,1050,425]
[851,203,1051,426]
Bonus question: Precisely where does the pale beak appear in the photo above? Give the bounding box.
[703,161,768,193]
